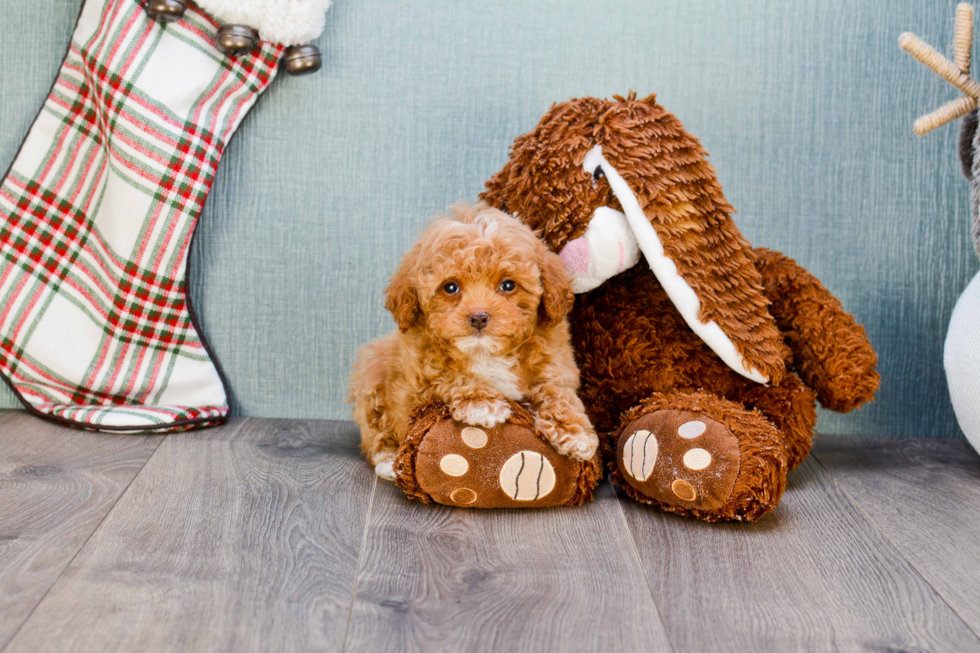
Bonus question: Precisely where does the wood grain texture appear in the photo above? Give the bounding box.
[6,418,374,653]
[345,482,672,653]
[813,435,980,637]
[7,419,980,652]
[619,457,980,653]
[0,410,163,649]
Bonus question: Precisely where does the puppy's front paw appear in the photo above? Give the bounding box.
[451,398,512,428]
[372,450,398,481]
[564,436,599,462]
[536,418,599,461]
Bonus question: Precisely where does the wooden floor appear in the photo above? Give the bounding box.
[2,411,980,652]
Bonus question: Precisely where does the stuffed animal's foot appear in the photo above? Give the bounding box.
[616,410,740,512]
[395,403,601,508]
[611,392,787,522]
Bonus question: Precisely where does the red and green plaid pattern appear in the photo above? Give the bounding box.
[0,0,284,431]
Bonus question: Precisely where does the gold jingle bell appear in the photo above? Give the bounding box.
[145,0,186,23]
[216,24,258,57]
[283,45,322,76]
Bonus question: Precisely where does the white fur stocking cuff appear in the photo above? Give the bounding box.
[194,0,332,46]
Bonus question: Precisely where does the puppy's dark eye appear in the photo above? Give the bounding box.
[443,282,460,294]
[499,280,516,292]
[593,167,605,181]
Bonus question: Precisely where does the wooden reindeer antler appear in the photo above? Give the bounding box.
[901,3,979,135]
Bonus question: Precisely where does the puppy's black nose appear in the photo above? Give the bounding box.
[468,312,491,331]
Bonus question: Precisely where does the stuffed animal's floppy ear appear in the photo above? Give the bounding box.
[537,242,575,326]
[594,98,786,385]
[384,247,422,332]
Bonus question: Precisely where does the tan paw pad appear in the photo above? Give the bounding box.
[678,420,706,438]
[439,454,469,476]
[683,448,711,470]
[499,451,556,501]
[450,487,478,504]
[622,429,658,481]
[460,427,488,449]
[671,479,697,501]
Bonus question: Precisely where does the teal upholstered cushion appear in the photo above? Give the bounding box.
[0,0,974,437]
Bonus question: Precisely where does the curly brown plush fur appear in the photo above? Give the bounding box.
[481,92,879,521]
[752,248,880,414]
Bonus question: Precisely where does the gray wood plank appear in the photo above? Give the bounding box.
[6,418,374,653]
[0,410,163,649]
[813,434,980,637]
[345,481,672,653]
[619,457,980,653]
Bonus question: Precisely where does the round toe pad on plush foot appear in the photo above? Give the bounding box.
[412,419,585,508]
[617,410,741,512]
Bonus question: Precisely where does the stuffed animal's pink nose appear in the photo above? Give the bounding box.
[559,238,589,274]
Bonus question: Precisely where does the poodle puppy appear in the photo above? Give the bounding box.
[350,203,598,480]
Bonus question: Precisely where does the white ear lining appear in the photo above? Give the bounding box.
[582,146,768,384]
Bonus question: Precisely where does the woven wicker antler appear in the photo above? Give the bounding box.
[901,3,978,135]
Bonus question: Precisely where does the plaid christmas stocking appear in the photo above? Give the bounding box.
[0,0,327,431]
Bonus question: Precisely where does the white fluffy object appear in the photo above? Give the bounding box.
[945,271,980,451]
[195,0,331,46]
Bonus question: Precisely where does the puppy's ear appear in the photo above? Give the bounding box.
[537,242,574,326]
[385,247,422,332]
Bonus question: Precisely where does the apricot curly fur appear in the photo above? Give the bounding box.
[351,203,598,469]
[394,401,601,507]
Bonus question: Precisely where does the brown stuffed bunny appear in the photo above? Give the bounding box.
[479,92,880,521]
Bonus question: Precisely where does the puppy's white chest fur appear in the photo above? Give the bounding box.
[469,356,522,401]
